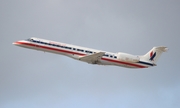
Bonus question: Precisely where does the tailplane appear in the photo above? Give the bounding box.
[141,46,168,63]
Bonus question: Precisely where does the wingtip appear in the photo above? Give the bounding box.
[164,47,168,52]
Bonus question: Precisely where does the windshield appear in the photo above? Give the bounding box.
[27,38,34,41]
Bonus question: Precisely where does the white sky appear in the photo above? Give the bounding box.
[0,0,180,108]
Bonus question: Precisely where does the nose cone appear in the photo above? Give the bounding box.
[12,42,17,45]
[12,41,23,46]
[13,42,19,46]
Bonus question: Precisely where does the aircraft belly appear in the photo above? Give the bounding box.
[99,59,114,65]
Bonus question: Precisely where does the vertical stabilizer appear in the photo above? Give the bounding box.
[141,46,168,63]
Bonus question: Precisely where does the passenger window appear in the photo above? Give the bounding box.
[110,55,113,58]
[104,54,109,57]
[77,49,84,52]
[86,50,93,53]
[73,48,76,50]
[114,56,117,58]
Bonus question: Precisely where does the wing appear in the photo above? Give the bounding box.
[79,52,105,64]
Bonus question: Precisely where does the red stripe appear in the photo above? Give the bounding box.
[15,41,147,68]
[15,42,85,56]
[102,58,146,68]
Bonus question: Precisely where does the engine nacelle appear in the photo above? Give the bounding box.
[117,53,140,63]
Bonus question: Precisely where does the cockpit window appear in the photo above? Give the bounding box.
[27,38,34,42]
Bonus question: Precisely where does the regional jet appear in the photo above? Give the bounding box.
[13,37,168,68]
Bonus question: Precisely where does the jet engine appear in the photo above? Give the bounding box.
[117,53,140,63]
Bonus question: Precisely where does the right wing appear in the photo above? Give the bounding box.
[79,52,105,64]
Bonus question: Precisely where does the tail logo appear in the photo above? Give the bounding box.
[150,51,156,61]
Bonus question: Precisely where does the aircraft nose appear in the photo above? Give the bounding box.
[12,42,17,45]
[13,42,18,45]
[12,41,21,46]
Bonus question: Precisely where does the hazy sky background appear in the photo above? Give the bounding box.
[0,0,180,108]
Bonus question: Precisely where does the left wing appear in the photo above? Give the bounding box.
[79,52,105,64]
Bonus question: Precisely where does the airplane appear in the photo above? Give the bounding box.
[13,37,168,69]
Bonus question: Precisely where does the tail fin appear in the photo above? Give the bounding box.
[141,46,168,63]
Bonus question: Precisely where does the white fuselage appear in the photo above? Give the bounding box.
[13,38,155,68]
